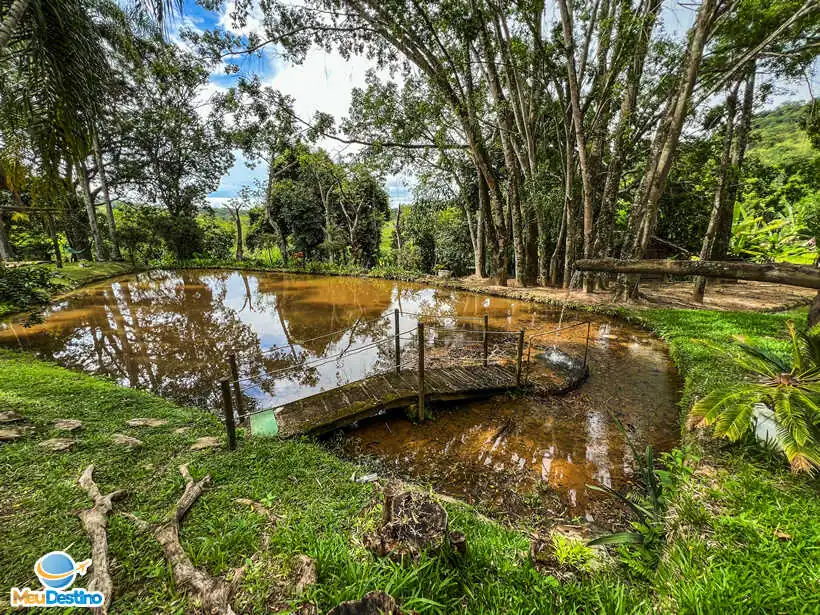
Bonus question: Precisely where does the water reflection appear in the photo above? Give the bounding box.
[0,269,681,523]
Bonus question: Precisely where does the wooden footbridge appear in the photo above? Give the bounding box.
[215,311,590,445]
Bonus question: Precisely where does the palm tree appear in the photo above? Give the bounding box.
[688,321,820,474]
[0,0,181,53]
[0,0,181,260]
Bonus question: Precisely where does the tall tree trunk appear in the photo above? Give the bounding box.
[477,21,527,286]
[592,0,661,273]
[0,0,30,53]
[394,204,402,251]
[475,170,488,277]
[550,200,567,286]
[558,0,595,288]
[46,214,62,268]
[92,131,121,260]
[523,202,539,285]
[233,210,243,260]
[536,205,549,285]
[617,0,719,300]
[77,159,106,261]
[714,65,756,259]
[0,211,14,261]
[693,82,740,302]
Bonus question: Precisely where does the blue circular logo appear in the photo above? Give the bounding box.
[34,552,79,590]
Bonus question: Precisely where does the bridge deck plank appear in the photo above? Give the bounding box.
[269,365,520,437]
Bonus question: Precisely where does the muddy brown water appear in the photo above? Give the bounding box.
[0,269,681,527]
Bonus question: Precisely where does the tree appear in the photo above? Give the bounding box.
[226,186,259,260]
[111,42,233,256]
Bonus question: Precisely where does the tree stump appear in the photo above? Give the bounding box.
[364,485,464,561]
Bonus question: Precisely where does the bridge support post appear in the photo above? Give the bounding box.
[394,308,401,374]
[515,330,525,386]
[483,314,489,366]
[417,322,425,421]
[219,377,237,450]
[227,353,245,423]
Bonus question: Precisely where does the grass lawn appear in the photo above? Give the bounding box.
[0,272,818,613]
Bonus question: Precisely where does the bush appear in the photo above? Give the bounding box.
[0,264,53,312]
[198,215,233,260]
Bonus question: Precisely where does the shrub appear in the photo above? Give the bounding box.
[0,264,53,312]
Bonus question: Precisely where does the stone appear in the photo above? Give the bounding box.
[111,434,143,448]
[0,427,28,442]
[38,438,74,452]
[126,418,168,428]
[190,436,221,451]
[173,427,191,434]
[0,411,25,424]
[54,419,83,432]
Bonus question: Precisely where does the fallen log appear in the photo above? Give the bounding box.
[573,259,820,289]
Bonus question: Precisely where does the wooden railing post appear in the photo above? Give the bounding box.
[483,314,489,366]
[227,353,245,422]
[417,322,425,421]
[394,308,401,374]
[515,330,525,386]
[219,377,237,450]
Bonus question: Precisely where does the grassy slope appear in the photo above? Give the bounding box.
[634,308,820,614]
[1,278,818,613]
[0,352,635,614]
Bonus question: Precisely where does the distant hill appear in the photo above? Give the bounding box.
[747,102,819,174]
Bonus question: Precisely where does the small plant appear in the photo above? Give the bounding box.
[687,321,820,474]
[585,417,691,579]
[550,534,594,571]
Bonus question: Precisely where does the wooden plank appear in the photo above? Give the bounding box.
[266,358,530,438]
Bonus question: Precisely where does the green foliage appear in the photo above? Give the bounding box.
[0,264,53,313]
[730,201,815,263]
[688,321,820,473]
[198,214,234,260]
[434,206,473,275]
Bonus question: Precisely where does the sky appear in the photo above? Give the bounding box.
[175,0,817,208]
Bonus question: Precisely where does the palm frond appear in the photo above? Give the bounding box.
[690,385,766,433]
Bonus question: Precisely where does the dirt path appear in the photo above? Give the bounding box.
[422,276,815,313]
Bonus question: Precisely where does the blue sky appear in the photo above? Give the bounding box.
[177,1,816,207]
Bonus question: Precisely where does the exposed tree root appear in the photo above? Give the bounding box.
[77,465,124,615]
[126,465,238,615]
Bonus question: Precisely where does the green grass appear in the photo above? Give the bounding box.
[0,351,639,614]
[632,307,820,614]
[1,270,819,613]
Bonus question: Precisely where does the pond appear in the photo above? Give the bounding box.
[0,269,681,527]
